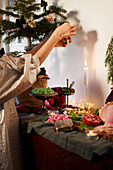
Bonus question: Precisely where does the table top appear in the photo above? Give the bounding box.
[19,112,113,162]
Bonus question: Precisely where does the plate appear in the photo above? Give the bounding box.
[30,92,58,100]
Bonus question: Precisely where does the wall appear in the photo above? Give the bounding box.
[42,0,113,108]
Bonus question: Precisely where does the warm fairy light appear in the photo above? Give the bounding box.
[71,97,77,106]
[78,99,84,108]
[71,99,95,109]
[86,102,95,109]
[50,111,55,115]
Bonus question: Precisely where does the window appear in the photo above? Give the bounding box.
[9,0,28,54]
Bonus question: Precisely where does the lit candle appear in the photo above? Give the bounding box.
[86,130,99,140]
[87,130,97,137]
[84,60,88,86]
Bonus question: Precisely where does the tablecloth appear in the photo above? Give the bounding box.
[26,120,113,161]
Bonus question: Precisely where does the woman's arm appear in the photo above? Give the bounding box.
[26,39,48,56]
[26,23,76,65]
[36,23,76,65]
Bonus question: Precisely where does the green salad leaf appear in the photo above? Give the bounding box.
[70,114,80,121]
[32,87,55,95]
[94,108,100,116]
[42,115,49,121]
[80,120,94,130]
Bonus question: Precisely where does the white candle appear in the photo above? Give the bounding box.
[87,130,97,137]
[84,60,88,86]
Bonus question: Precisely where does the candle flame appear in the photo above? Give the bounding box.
[89,130,93,135]
[87,130,98,137]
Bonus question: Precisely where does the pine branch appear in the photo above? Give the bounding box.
[0,20,17,34]
[26,3,41,12]
[0,0,68,51]
[0,9,19,18]
[49,5,67,15]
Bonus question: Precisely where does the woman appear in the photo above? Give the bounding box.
[0,23,76,170]
[0,23,76,104]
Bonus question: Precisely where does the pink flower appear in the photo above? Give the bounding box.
[46,113,71,123]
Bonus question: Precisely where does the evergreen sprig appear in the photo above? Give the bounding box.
[105,36,113,84]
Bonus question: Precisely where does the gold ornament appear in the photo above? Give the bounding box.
[0,13,3,22]
[64,38,69,45]
[13,1,17,5]
[28,21,36,28]
[30,16,34,22]
[28,16,36,28]
[45,13,55,23]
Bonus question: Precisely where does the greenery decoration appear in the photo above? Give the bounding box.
[0,0,67,52]
[105,36,113,84]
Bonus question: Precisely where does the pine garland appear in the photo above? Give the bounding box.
[105,36,113,84]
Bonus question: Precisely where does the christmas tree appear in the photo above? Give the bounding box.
[0,0,67,52]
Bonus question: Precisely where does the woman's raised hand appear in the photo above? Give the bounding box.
[55,37,72,47]
[35,23,76,64]
[53,23,76,47]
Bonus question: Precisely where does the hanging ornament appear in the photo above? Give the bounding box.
[45,13,55,23]
[28,22,36,28]
[0,48,5,58]
[41,0,48,12]
[28,16,36,28]
[44,2,47,12]
[20,15,26,24]
[63,38,70,45]
[16,15,26,27]
[0,13,3,22]
[13,0,17,5]
[16,15,26,38]
[41,0,45,7]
